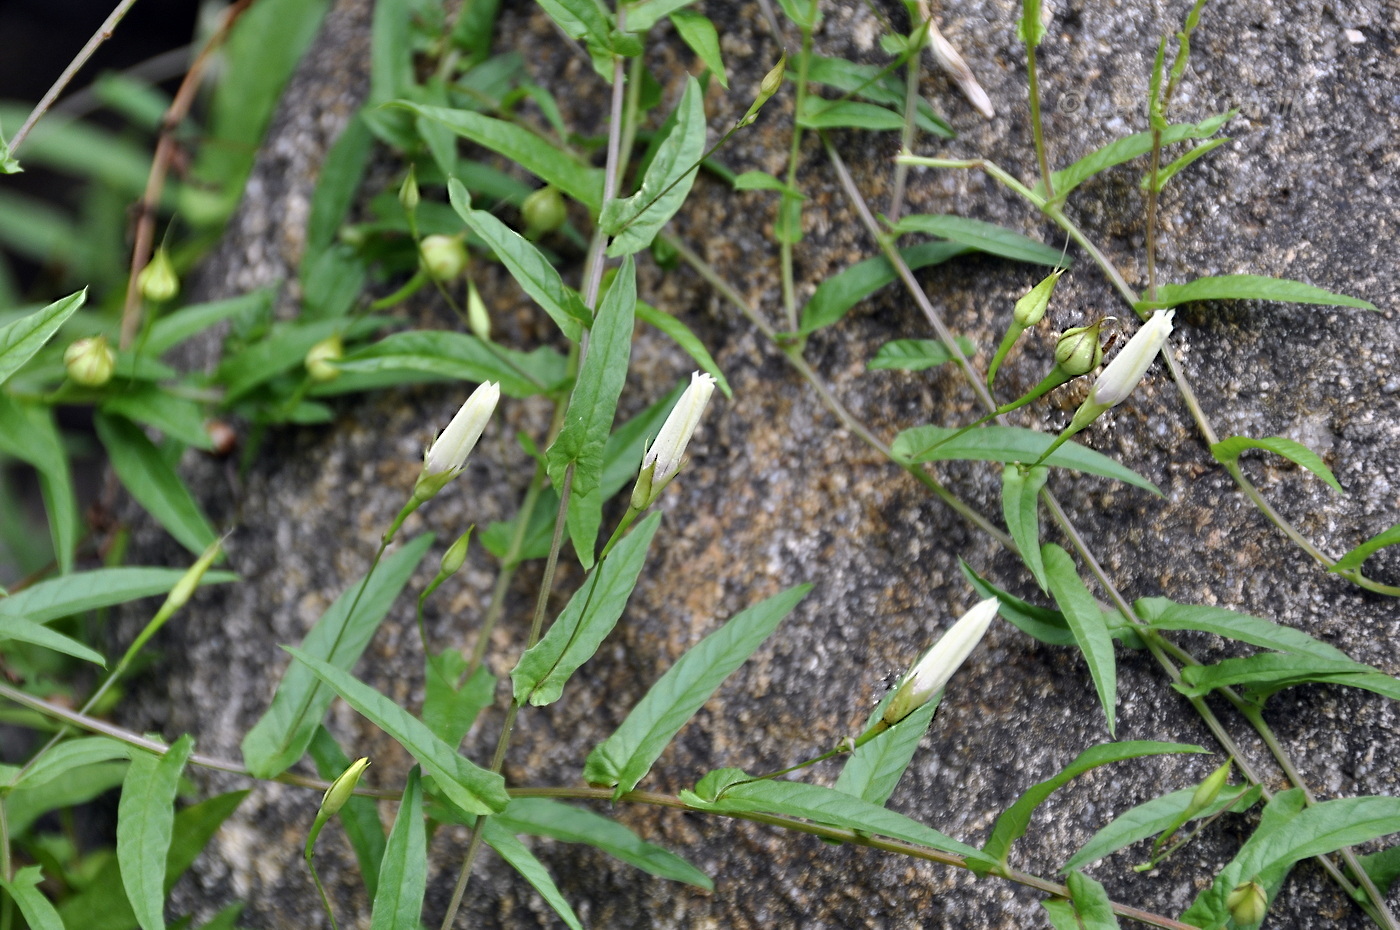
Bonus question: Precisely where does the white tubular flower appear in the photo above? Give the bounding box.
[1087,310,1175,408]
[415,381,500,502]
[631,371,717,509]
[882,597,999,727]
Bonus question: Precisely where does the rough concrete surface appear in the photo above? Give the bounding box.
[122,0,1399,926]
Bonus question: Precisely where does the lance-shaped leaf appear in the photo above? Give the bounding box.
[1210,435,1344,494]
[546,255,636,501]
[369,767,427,930]
[1135,274,1376,312]
[1044,111,1236,201]
[495,798,712,888]
[1043,544,1119,736]
[118,735,194,930]
[1331,521,1400,575]
[8,738,131,791]
[0,395,76,572]
[799,242,969,334]
[1002,464,1050,591]
[285,647,509,815]
[0,289,85,387]
[1046,872,1119,929]
[513,513,661,707]
[868,336,977,372]
[978,741,1204,873]
[584,585,810,794]
[449,179,590,340]
[0,566,235,625]
[893,214,1066,266]
[334,329,568,398]
[95,412,218,556]
[893,425,1159,495]
[685,777,995,869]
[481,819,585,930]
[1063,783,1260,872]
[834,689,939,806]
[960,560,1076,647]
[1136,597,1355,663]
[636,300,731,397]
[1176,652,1400,702]
[0,867,63,930]
[0,613,105,664]
[602,77,706,257]
[670,10,727,86]
[241,534,434,777]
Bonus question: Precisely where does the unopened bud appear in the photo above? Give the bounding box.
[881,597,999,728]
[1086,310,1174,408]
[138,248,179,302]
[420,234,468,281]
[740,55,786,126]
[304,335,343,382]
[521,186,566,237]
[1013,268,1064,328]
[1187,759,1231,816]
[630,371,717,510]
[1225,880,1267,926]
[321,757,370,819]
[64,336,116,387]
[415,381,501,502]
[1054,318,1108,377]
[467,281,490,340]
[441,530,472,577]
[399,166,420,211]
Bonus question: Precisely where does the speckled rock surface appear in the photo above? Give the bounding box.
[127,0,1399,926]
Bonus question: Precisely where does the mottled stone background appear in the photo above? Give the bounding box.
[124,0,1399,926]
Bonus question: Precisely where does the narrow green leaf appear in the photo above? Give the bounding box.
[1046,111,1235,201]
[867,337,976,372]
[56,790,249,930]
[1063,783,1260,872]
[535,0,611,44]
[893,425,1160,495]
[980,741,1203,869]
[0,566,235,625]
[834,692,938,806]
[9,738,130,791]
[1331,521,1400,575]
[144,291,273,356]
[603,78,706,257]
[94,412,218,556]
[894,215,1066,267]
[5,763,127,838]
[1064,872,1120,928]
[1358,844,1400,898]
[214,318,350,402]
[773,0,819,28]
[0,867,63,930]
[449,179,589,340]
[798,242,970,334]
[1041,898,1078,930]
[1211,435,1344,493]
[0,289,85,387]
[369,0,413,104]
[1002,465,1050,591]
[334,329,568,398]
[240,534,434,778]
[369,767,427,930]
[583,584,810,794]
[118,735,194,930]
[625,0,696,32]
[1181,788,1306,929]
[797,98,906,131]
[103,386,216,450]
[1136,597,1354,663]
[0,614,105,664]
[1141,137,1227,191]
[803,55,951,137]
[1043,544,1118,735]
[670,11,726,86]
[565,485,604,570]
[415,108,604,210]
[308,728,387,899]
[495,797,712,888]
[481,818,585,929]
[732,170,798,194]
[1136,274,1377,312]
[959,560,1076,646]
[284,647,510,814]
[513,512,661,707]
[303,115,375,268]
[1176,652,1400,702]
[546,256,637,498]
[0,395,76,572]
[688,778,994,868]
[635,300,730,397]
[424,651,495,749]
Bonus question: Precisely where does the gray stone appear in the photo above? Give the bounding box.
[130,0,1399,926]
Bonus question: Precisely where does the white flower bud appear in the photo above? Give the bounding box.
[1226,880,1267,926]
[1087,310,1174,408]
[882,598,999,727]
[414,381,500,502]
[420,234,468,281]
[64,336,116,387]
[304,335,343,382]
[631,371,716,509]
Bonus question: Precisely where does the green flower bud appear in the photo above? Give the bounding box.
[319,757,370,819]
[1187,759,1231,816]
[1225,880,1267,926]
[521,186,566,237]
[1054,318,1108,377]
[740,54,786,126]
[1013,268,1064,328]
[441,530,472,577]
[138,248,179,303]
[399,165,420,211]
[420,234,468,281]
[63,336,116,387]
[467,280,491,341]
[304,335,343,382]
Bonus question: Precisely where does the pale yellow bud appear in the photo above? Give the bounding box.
[63,336,116,387]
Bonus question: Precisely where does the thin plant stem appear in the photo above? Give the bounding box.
[307,858,340,930]
[779,24,815,333]
[888,18,932,219]
[1025,43,1055,200]
[6,0,143,155]
[0,798,10,930]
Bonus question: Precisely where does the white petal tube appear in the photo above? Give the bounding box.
[883,597,1000,726]
[424,381,500,477]
[642,371,717,480]
[1088,310,1175,408]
